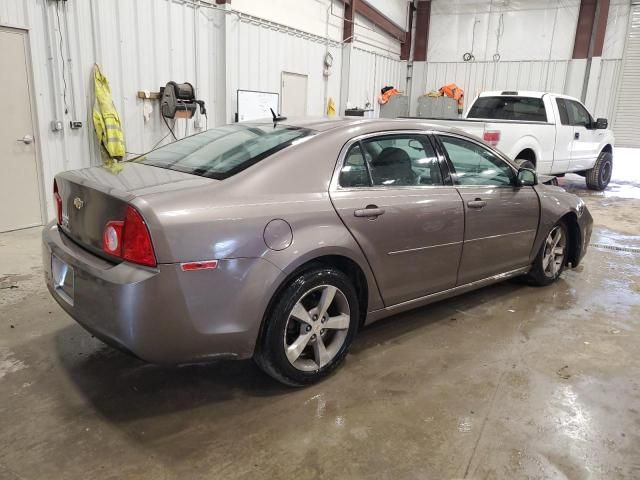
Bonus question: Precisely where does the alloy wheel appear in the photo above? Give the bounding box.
[543,225,566,278]
[284,285,351,371]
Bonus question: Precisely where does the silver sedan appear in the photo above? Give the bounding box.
[43,118,593,385]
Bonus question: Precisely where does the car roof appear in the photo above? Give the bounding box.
[247,117,468,135]
[479,90,547,98]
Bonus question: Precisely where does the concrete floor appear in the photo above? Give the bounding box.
[1,161,640,479]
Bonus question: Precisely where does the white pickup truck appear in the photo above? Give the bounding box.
[423,91,615,190]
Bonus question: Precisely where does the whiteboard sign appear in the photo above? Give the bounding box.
[236,89,279,122]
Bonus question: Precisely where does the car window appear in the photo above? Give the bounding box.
[555,98,570,125]
[360,135,443,187]
[135,124,313,180]
[439,135,514,186]
[339,145,372,188]
[566,100,593,128]
[467,96,547,122]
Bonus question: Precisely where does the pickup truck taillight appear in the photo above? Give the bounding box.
[102,206,157,267]
[483,130,501,147]
[53,179,62,225]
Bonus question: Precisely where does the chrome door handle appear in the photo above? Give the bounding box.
[354,206,385,218]
[17,135,34,144]
[467,199,487,209]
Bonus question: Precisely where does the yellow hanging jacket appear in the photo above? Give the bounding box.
[92,64,125,159]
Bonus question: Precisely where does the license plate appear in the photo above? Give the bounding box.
[51,254,74,305]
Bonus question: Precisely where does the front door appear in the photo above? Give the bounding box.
[436,133,540,285]
[281,72,308,117]
[0,28,41,232]
[563,98,600,172]
[330,132,464,306]
[551,97,574,174]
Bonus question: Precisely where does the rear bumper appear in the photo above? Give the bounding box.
[42,222,285,363]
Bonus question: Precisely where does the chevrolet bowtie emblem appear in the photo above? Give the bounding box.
[73,197,84,210]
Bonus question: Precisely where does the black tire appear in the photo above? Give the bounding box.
[524,221,569,286]
[515,159,536,170]
[254,267,359,386]
[586,151,612,191]
[545,177,559,186]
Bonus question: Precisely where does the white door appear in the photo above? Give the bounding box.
[0,28,42,232]
[565,99,600,172]
[612,4,640,147]
[281,72,308,117]
[550,98,573,174]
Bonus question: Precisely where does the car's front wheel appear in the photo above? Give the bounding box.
[586,150,612,191]
[254,267,359,386]
[524,221,569,286]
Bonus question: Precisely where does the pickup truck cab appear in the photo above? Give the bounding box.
[423,91,615,190]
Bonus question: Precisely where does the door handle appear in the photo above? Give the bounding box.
[354,205,385,218]
[574,132,580,140]
[467,198,487,209]
[16,135,34,145]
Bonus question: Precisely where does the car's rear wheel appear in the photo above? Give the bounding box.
[524,221,568,286]
[254,267,359,386]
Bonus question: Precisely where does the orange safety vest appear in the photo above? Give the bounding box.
[378,87,401,105]
[439,83,464,111]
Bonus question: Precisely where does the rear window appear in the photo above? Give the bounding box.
[467,96,547,122]
[134,124,313,179]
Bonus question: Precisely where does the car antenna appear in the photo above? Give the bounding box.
[270,108,287,127]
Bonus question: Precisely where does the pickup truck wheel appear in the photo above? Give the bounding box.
[586,151,612,191]
[515,159,535,171]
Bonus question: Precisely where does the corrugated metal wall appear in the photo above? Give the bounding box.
[225,13,342,122]
[613,3,640,147]
[413,58,622,120]
[591,59,623,120]
[0,0,214,219]
[348,47,407,116]
[417,60,570,109]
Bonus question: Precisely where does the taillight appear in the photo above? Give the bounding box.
[53,179,62,225]
[483,130,501,146]
[102,206,157,267]
[103,221,124,256]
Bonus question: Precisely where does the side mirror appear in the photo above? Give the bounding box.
[517,167,537,187]
[595,117,608,129]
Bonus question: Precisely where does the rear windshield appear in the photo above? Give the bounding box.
[467,96,547,122]
[134,124,313,179]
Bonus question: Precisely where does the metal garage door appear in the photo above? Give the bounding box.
[613,3,640,147]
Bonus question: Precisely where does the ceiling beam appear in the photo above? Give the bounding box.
[573,0,610,59]
[357,0,406,42]
[343,0,356,42]
[400,3,415,60]
[413,0,431,61]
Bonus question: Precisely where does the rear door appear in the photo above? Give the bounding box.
[436,133,540,285]
[330,132,464,306]
[562,98,600,171]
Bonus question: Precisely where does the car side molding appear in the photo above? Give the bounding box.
[366,266,531,323]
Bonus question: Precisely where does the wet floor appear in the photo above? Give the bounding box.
[1,164,640,478]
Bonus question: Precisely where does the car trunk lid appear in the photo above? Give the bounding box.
[55,163,214,259]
